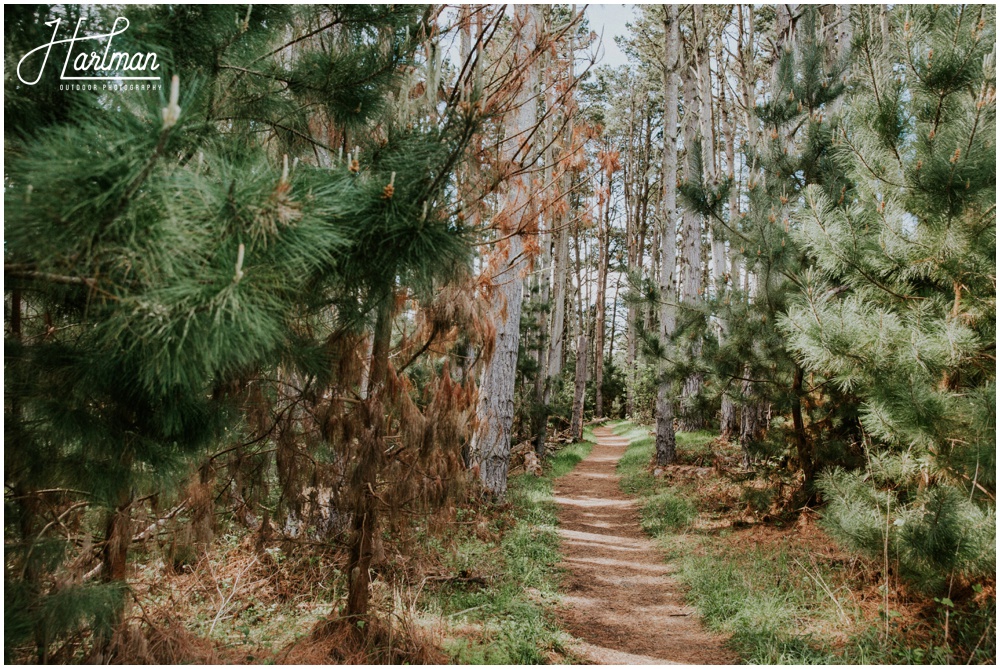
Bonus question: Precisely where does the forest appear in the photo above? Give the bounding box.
[3,3,996,664]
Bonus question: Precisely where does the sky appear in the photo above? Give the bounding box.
[585,4,636,69]
[438,5,636,73]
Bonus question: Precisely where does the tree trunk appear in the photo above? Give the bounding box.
[738,371,766,468]
[638,110,655,362]
[737,4,761,149]
[96,466,133,655]
[345,295,392,622]
[608,273,619,370]
[696,5,727,436]
[593,166,611,418]
[367,295,392,399]
[821,4,852,117]
[531,46,553,457]
[719,383,739,440]
[532,247,550,451]
[358,335,373,399]
[546,205,568,371]
[623,85,641,419]
[537,20,573,458]
[570,333,587,440]
[101,498,132,584]
[473,4,539,498]
[718,27,740,442]
[475,235,526,497]
[678,47,705,433]
[791,364,813,486]
[569,161,588,438]
[344,424,378,622]
[656,5,681,466]
[733,4,767,453]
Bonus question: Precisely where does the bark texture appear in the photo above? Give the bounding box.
[718,28,741,442]
[738,372,768,468]
[593,167,610,418]
[570,333,587,440]
[533,28,556,458]
[655,4,681,466]
[473,5,539,498]
[678,51,705,433]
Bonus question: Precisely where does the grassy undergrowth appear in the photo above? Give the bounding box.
[616,424,704,535]
[109,433,596,664]
[427,433,594,664]
[611,422,995,665]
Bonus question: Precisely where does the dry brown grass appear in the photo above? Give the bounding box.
[114,517,466,664]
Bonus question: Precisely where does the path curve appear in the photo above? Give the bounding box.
[553,427,735,665]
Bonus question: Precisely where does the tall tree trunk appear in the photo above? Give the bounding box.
[678,44,705,433]
[458,7,482,468]
[775,4,798,68]
[475,235,527,497]
[473,4,539,498]
[570,184,587,439]
[532,247,550,446]
[717,21,740,441]
[358,335,373,399]
[655,4,681,465]
[608,272,619,369]
[738,374,766,468]
[96,450,134,655]
[623,88,639,418]
[821,4,852,117]
[344,411,380,623]
[593,166,611,418]
[545,216,567,388]
[101,496,132,584]
[737,4,761,149]
[638,108,655,359]
[696,5,725,436]
[532,22,556,458]
[570,333,587,440]
[733,3,767,452]
[537,20,573,457]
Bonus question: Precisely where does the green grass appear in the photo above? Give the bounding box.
[432,439,594,664]
[613,423,656,496]
[676,547,991,664]
[610,423,848,662]
[640,490,697,535]
[676,547,838,663]
[613,424,700,534]
[609,421,987,664]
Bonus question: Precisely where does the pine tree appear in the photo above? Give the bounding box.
[5,4,480,655]
[783,4,996,591]
[530,4,590,457]
[577,64,628,419]
[654,4,682,465]
[697,6,858,495]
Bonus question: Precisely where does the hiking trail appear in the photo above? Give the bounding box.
[553,426,735,664]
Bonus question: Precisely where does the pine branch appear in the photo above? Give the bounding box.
[4,269,96,288]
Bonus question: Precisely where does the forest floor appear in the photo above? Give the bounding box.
[103,437,596,665]
[605,421,996,665]
[553,426,735,664]
[46,423,991,664]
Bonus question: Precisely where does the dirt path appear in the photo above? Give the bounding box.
[553,427,735,665]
